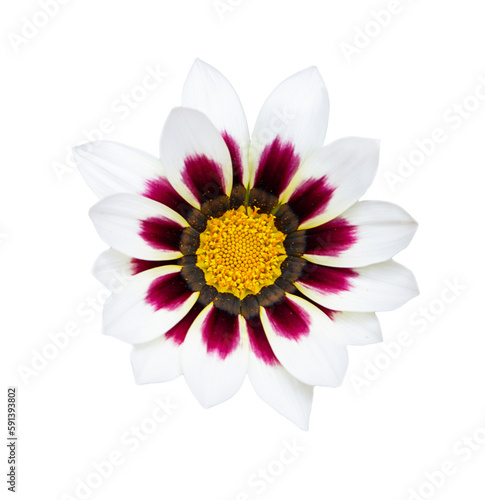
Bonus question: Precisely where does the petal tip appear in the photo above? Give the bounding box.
[88,202,102,222]
[364,137,381,154]
[130,351,150,386]
[73,140,109,160]
[72,143,91,168]
[296,419,310,431]
[192,58,211,71]
[301,65,324,82]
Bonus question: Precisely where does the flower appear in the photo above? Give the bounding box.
[73,59,418,429]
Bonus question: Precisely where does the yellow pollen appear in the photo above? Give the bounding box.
[196,206,287,299]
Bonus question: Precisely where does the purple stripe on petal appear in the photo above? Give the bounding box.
[287,177,335,225]
[139,216,183,252]
[305,217,357,257]
[143,177,192,218]
[201,307,240,360]
[254,137,300,196]
[165,302,205,346]
[131,258,168,275]
[182,155,225,204]
[222,132,244,186]
[265,297,310,341]
[299,263,358,295]
[246,316,279,366]
[146,271,192,311]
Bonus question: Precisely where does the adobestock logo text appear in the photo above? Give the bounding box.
[340,0,416,63]
[7,0,73,54]
[51,64,167,183]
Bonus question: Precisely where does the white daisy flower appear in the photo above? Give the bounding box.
[74,59,418,430]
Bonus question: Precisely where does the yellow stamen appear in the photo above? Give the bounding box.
[196,206,287,299]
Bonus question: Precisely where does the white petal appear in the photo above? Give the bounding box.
[182,59,250,186]
[102,266,198,344]
[324,311,383,346]
[89,193,188,261]
[249,67,329,196]
[131,336,182,384]
[243,317,313,430]
[92,248,134,292]
[131,301,205,383]
[260,294,349,387]
[182,304,248,408]
[304,201,418,267]
[296,260,419,312]
[73,141,163,198]
[249,356,313,430]
[159,107,233,208]
[281,137,380,229]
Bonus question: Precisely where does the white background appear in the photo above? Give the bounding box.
[2,1,484,499]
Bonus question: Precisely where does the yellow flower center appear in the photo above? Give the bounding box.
[196,206,287,299]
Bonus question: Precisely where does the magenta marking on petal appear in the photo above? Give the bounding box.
[288,177,335,225]
[143,177,192,218]
[181,154,225,204]
[246,316,279,366]
[299,263,358,295]
[165,302,204,346]
[139,216,183,252]
[130,258,167,275]
[254,137,300,196]
[145,272,192,312]
[265,297,310,341]
[201,307,240,360]
[305,217,357,257]
[221,131,244,186]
